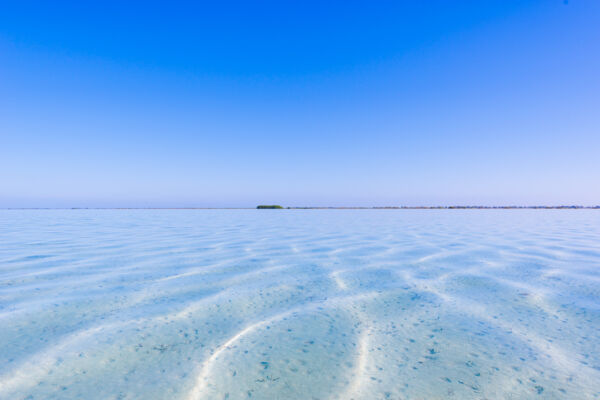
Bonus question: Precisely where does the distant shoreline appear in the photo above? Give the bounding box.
[2,206,599,210]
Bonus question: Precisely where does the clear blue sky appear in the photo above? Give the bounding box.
[1,1,598,207]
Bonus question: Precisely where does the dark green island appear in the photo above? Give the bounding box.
[256,205,284,209]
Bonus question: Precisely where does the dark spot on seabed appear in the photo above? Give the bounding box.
[535,385,544,394]
[256,376,280,383]
[153,344,170,353]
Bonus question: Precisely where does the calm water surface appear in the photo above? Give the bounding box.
[1,210,599,399]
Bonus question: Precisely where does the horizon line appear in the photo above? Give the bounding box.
[2,205,600,210]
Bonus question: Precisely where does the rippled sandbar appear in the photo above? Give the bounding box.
[1,210,599,399]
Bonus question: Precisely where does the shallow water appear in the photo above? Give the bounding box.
[1,209,599,399]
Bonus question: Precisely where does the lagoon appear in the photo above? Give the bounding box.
[1,209,599,399]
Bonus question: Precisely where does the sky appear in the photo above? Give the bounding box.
[1,0,599,207]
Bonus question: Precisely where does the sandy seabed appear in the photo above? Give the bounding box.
[1,209,599,399]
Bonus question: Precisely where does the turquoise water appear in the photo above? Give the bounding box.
[1,210,599,399]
